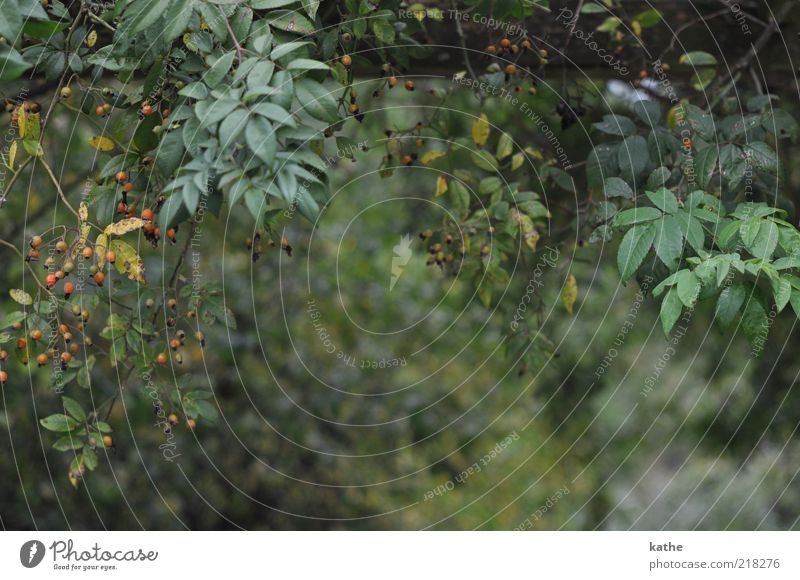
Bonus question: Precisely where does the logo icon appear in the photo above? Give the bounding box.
[390,234,413,292]
[20,540,45,568]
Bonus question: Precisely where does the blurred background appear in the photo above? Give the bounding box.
[2,0,800,530]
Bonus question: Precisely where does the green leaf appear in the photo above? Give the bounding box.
[674,211,705,253]
[245,115,277,163]
[372,19,396,44]
[742,297,769,353]
[679,51,718,66]
[715,283,746,331]
[613,207,662,228]
[203,52,236,88]
[647,166,671,189]
[617,223,655,282]
[52,435,83,452]
[267,9,315,34]
[617,135,649,178]
[653,215,683,271]
[774,277,792,313]
[694,146,718,189]
[22,19,69,38]
[0,44,32,80]
[287,58,330,72]
[471,150,499,172]
[676,270,700,308]
[646,188,678,214]
[593,114,636,137]
[40,414,79,432]
[603,177,633,199]
[163,0,193,43]
[660,288,683,335]
[62,397,86,422]
[748,220,778,260]
[294,78,339,123]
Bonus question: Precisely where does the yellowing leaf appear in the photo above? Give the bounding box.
[496,132,513,160]
[86,30,97,47]
[9,288,33,306]
[511,152,524,171]
[471,113,490,147]
[95,233,108,269]
[420,149,446,165]
[17,107,27,138]
[89,135,115,151]
[561,273,578,315]
[7,140,16,170]
[435,175,448,197]
[632,20,642,37]
[104,217,145,236]
[110,240,146,285]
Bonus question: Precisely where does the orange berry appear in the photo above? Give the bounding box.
[105,250,116,263]
[404,80,415,91]
[486,45,497,54]
[155,352,168,365]
[166,228,176,240]
[31,235,42,248]
[117,201,127,213]
[60,352,72,364]
[123,181,134,193]
[0,370,7,383]
[388,76,398,87]
[341,55,352,67]
[500,38,511,48]
[94,271,105,286]
[349,103,359,114]
[16,338,27,350]
[186,419,197,430]
[505,64,517,75]
[142,105,153,116]
[103,435,113,447]
[45,273,57,287]
[169,339,181,351]
[95,105,105,116]
[115,171,128,183]
[31,329,43,341]
[36,353,48,366]
[82,246,93,259]
[141,208,154,221]
[63,282,75,296]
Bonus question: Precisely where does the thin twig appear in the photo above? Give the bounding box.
[451,0,477,80]
[219,6,244,65]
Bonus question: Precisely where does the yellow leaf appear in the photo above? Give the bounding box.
[104,217,145,236]
[110,240,146,285]
[496,132,513,160]
[561,273,578,315]
[632,20,642,37]
[435,175,448,197]
[17,107,27,138]
[511,152,524,171]
[95,233,108,269]
[7,140,16,170]
[471,113,490,147]
[420,149,446,165]
[89,135,115,151]
[523,229,540,252]
[9,288,33,306]
[86,30,97,47]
